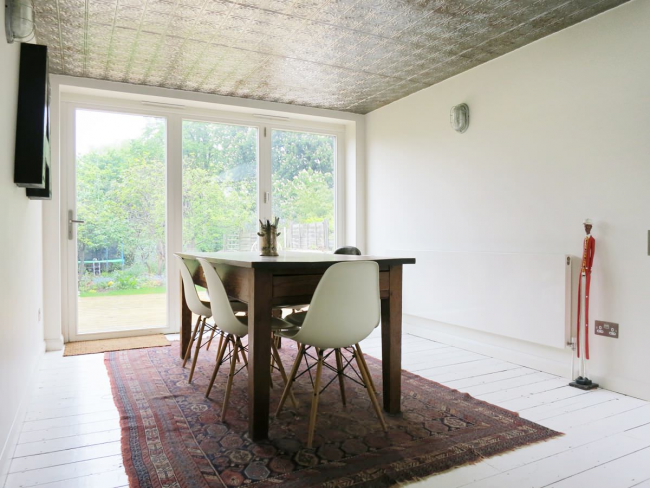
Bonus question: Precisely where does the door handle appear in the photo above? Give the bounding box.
[68,210,85,240]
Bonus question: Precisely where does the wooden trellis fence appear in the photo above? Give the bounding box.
[221,220,332,252]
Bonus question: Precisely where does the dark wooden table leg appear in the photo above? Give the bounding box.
[248,268,273,440]
[381,265,403,413]
[181,276,192,359]
[272,308,282,348]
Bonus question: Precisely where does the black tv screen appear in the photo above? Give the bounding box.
[14,43,50,194]
[26,165,51,200]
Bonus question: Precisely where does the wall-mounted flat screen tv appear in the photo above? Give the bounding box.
[26,165,51,200]
[14,43,50,197]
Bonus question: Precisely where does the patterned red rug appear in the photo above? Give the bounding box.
[105,341,561,487]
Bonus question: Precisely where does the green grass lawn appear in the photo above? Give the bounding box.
[80,286,166,298]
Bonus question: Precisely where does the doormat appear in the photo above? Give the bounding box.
[64,334,170,356]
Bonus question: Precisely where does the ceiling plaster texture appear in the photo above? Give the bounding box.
[34,0,629,114]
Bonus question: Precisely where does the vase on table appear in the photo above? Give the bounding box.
[258,218,280,257]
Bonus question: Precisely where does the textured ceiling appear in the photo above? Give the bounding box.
[34,0,628,114]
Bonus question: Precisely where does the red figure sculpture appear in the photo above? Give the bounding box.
[577,219,595,359]
[571,218,598,390]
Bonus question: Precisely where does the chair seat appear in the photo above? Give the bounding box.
[200,299,292,315]
[285,311,307,326]
[201,299,247,314]
[276,311,307,338]
[236,315,299,331]
[193,301,212,318]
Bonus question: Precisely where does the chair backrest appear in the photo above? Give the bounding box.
[197,258,249,337]
[334,246,362,255]
[176,255,212,318]
[291,261,380,349]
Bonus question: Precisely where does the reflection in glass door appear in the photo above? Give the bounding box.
[271,129,336,251]
[182,120,258,253]
[74,110,167,334]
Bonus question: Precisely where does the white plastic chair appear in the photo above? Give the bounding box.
[284,245,362,317]
[275,261,387,447]
[177,255,225,384]
[197,258,297,421]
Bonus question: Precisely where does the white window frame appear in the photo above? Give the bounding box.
[60,95,346,341]
[266,124,344,251]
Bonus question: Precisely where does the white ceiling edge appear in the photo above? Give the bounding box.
[54,75,362,129]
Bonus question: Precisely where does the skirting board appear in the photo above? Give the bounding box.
[391,250,571,349]
[0,342,45,486]
[0,407,25,487]
[45,334,64,351]
[404,314,571,379]
[404,315,650,401]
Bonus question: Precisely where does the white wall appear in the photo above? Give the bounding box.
[0,41,45,475]
[365,0,650,400]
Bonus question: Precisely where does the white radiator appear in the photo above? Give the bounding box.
[390,250,572,349]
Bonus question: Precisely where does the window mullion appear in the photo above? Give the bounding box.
[259,124,272,223]
[167,114,182,331]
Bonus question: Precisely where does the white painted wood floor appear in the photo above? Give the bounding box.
[4,324,650,488]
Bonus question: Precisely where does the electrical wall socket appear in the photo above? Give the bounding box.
[595,320,618,338]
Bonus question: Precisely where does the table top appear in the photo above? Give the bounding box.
[176,251,415,269]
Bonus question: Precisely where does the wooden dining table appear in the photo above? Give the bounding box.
[176,251,416,441]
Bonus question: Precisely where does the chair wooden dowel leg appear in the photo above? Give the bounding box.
[214,333,224,363]
[307,349,324,448]
[354,344,387,432]
[355,343,377,395]
[205,326,217,351]
[221,338,239,422]
[276,344,305,416]
[236,338,249,372]
[182,316,202,368]
[206,334,229,398]
[271,340,297,408]
[269,344,275,390]
[335,348,347,406]
[234,340,241,364]
[188,318,206,384]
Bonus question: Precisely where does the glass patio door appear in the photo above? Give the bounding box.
[181,120,259,253]
[65,105,342,341]
[271,129,336,252]
[69,109,170,339]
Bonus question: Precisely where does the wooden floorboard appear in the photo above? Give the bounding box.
[462,434,650,488]
[5,324,648,488]
[547,446,650,488]
[33,469,129,488]
[10,442,122,473]
[18,419,122,444]
[13,430,122,458]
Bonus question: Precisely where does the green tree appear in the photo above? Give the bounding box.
[182,121,258,251]
[77,119,166,275]
[271,130,334,185]
[272,130,335,228]
[273,168,333,223]
[76,120,338,288]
